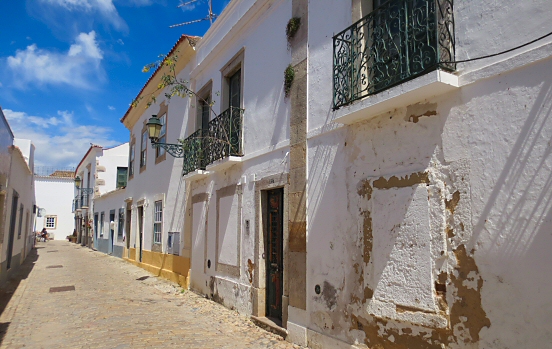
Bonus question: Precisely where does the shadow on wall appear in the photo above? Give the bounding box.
[470,69,552,265]
[0,246,39,345]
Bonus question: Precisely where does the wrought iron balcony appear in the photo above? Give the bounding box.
[182,128,206,175]
[333,0,455,109]
[182,107,244,176]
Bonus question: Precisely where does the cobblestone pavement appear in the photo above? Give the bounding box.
[0,241,305,349]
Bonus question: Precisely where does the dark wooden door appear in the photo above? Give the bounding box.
[138,206,144,262]
[266,188,283,320]
[7,193,18,269]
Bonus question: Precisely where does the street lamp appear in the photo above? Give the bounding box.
[146,115,185,158]
[74,175,93,209]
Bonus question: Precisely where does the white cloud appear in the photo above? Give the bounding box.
[39,0,127,31]
[116,38,124,45]
[4,108,120,167]
[108,105,115,110]
[6,31,104,89]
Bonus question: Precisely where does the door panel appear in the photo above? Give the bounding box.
[266,188,283,320]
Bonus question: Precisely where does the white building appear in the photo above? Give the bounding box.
[119,35,199,286]
[34,168,74,241]
[74,143,129,250]
[0,108,36,284]
[87,0,552,347]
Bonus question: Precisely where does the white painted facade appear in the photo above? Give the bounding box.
[76,0,552,347]
[122,37,197,261]
[185,0,291,314]
[35,177,74,240]
[300,0,552,348]
[74,143,129,247]
[0,136,36,281]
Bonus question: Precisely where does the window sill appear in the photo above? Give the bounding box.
[183,169,212,181]
[333,70,459,125]
[205,156,243,172]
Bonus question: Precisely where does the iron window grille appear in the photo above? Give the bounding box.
[333,0,455,109]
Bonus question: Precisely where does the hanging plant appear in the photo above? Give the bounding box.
[286,17,301,45]
[284,64,295,98]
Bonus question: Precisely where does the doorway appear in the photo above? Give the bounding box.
[137,205,144,262]
[7,191,19,270]
[265,188,284,321]
[125,204,131,257]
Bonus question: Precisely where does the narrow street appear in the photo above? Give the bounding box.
[0,242,302,349]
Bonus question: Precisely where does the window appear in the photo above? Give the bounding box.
[221,50,244,111]
[116,167,128,188]
[196,85,212,132]
[17,204,23,239]
[129,141,135,177]
[100,212,104,237]
[118,208,124,239]
[156,113,166,158]
[45,215,57,229]
[153,200,162,244]
[140,130,147,169]
[228,69,241,109]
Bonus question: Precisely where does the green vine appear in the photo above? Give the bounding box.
[284,64,295,98]
[286,17,301,44]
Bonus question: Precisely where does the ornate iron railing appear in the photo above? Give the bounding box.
[333,0,455,109]
[204,107,244,165]
[182,129,206,175]
[181,107,244,176]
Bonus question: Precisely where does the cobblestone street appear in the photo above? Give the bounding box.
[0,241,304,349]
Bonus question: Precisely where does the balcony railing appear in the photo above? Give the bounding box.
[333,0,455,109]
[182,107,244,176]
[182,128,206,175]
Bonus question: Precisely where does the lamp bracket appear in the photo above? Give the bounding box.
[152,141,185,158]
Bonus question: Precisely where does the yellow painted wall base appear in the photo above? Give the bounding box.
[123,247,190,288]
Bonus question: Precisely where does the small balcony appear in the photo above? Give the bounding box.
[333,0,456,110]
[182,107,244,176]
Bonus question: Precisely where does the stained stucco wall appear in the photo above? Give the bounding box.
[304,1,552,345]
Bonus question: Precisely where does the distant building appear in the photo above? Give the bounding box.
[34,166,75,240]
[73,143,129,251]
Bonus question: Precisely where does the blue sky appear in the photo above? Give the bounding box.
[0,0,228,168]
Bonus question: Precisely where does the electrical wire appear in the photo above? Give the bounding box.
[443,30,552,65]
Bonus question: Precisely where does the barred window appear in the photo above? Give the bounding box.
[45,216,57,229]
[153,200,163,244]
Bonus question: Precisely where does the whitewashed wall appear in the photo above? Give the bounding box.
[304,0,552,348]
[186,0,292,314]
[2,147,35,264]
[35,177,73,240]
[125,64,193,256]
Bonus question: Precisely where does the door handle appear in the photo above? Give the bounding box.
[270,263,279,271]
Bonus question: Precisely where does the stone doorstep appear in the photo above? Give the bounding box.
[251,316,288,339]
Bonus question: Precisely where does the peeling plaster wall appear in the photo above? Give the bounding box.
[306,51,552,347]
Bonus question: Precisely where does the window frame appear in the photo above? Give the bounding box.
[129,136,136,179]
[196,81,213,132]
[45,215,57,229]
[153,200,163,245]
[116,167,128,188]
[140,129,147,171]
[220,50,244,111]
